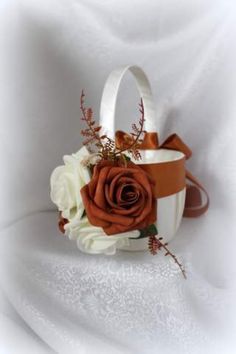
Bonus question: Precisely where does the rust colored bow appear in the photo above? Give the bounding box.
[116,131,192,158]
[115,131,209,217]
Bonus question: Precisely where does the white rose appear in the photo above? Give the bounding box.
[64,216,139,255]
[50,146,92,220]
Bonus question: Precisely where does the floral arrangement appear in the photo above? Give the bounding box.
[50,92,186,278]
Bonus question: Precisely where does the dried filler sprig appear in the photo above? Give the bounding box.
[80,91,145,162]
[148,235,187,279]
[114,99,145,161]
[80,90,104,151]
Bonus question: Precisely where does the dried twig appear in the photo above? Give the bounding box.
[148,235,187,279]
[80,90,104,151]
[114,99,145,160]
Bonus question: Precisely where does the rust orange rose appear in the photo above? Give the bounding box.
[80,160,156,235]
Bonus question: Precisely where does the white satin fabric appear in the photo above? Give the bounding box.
[1,0,236,353]
[100,65,157,135]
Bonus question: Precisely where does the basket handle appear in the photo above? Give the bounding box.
[99,65,156,138]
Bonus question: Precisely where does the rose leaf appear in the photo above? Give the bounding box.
[131,224,158,239]
[81,209,86,219]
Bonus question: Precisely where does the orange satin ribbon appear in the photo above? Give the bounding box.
[115,131,209,217]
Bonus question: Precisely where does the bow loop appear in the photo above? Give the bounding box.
[115,131,159,150]
[115,131,192,159]
[160,133,192,159]
[115,130,209,218]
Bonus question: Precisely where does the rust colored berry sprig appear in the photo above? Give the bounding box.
[80,90,106,152]
[114,100,145,161]
[148,235,186,279]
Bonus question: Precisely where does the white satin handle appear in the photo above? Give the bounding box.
[99,65,156,139]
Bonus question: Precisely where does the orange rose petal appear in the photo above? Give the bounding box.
[108,173,138,200]
[108,171,128,202]
[80,160,157,236]
[116,183,140,205]
[106,166,134,180]
[104,184,123,210]
[109,175,145,204]
[81,186,135,230]
[93,166,111,209]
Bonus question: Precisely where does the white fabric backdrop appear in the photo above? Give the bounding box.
[0,0,236,353]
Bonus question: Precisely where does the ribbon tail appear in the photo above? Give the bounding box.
[183,170,210,217]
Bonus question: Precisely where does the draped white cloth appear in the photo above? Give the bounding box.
[0,0,236,353]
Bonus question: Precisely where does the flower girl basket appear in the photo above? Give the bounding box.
[99,65,208,251]
[51,64,209,259]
